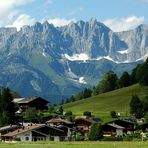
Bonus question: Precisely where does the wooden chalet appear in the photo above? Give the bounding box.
[1,124,63,142]
[102,123,125,137]
[107,119,135,134]
[0,125,20,141]
[46,118,73,141]
[13,96,49,110]
[74,117,96,136]
[102,119,135,137]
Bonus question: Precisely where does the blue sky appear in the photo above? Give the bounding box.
[0,0,147,32]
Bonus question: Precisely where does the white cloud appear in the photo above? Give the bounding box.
[8,14,36,31]
[48,18,76,27]
[103,16,145,32]
[0,0,34,26]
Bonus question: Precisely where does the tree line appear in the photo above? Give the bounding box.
[63,58,148,104]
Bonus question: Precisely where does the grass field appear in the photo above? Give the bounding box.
[63,84,148,120]
[0,142,148,148]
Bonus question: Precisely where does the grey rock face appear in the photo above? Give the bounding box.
[61,18,127,58]
[0,19,147,103]
[117,24,148,62]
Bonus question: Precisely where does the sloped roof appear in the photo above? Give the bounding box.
[2,124,44,137]
[75,117,96,124]
[0,125,18,132]
[108,123,125,129]
[2,124,63,137]
[13,98,25,103]
[46,118,72,124]
[13,96,49,104]
[108,119,134,125]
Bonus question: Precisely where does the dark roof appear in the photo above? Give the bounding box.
[121,119,134,124]
[14,96,49,104]
[92,117,101,122]
[75,117,96,124]
[107,119,134,125]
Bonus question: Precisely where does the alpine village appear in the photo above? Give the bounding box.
[0,1,148,147]
[0,57,148,143]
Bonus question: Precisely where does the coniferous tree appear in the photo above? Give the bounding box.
[0,87,16,126]
[130,95,144,118]
[136,58,148,86]
[98,71,118,93]
[83,88,92,99]
[119,71,131,88]
[142,96,148,113]
[130,64,141,85]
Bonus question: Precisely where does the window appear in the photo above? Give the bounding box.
[25,137,29,141]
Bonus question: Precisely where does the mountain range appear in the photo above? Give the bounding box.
[0,18,147,103]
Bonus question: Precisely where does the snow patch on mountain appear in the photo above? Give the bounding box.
[67,67,78,79]
[64,53,90,62]
[117,49,129,54]
[30,80,42,92]
[79,77,87,84]
[7,52,12,56]
[64,54,127,64]
[96,56,120,64]
[136,53,148,62]
[42,49,46,57]
[69,76,87,85]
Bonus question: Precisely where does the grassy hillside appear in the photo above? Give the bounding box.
[63,84,148,118]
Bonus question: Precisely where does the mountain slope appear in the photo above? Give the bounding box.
[63,84,148,115]
[0,19,147,103]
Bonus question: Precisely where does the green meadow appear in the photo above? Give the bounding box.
[63,84,148,121]
[0,142,148,148]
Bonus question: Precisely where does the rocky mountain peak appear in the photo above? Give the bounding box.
[0,20,147,103]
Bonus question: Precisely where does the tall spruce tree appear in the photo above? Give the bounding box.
[98,71,118,93]
[136,58,148,86]
[0,87,16,126]
[119,71,131,88]
[130,95,143,118]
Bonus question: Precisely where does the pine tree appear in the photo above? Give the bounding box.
[0,87,16,126]
[119,71,131,88]
[130,95,144,118]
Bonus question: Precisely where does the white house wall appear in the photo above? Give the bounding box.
[15,131,32,142]
[116,129,123,136]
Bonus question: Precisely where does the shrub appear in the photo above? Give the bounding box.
[88,123,103,141]
[74,133,85,141]
[83,111,92,117]
[110,111,117,118]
